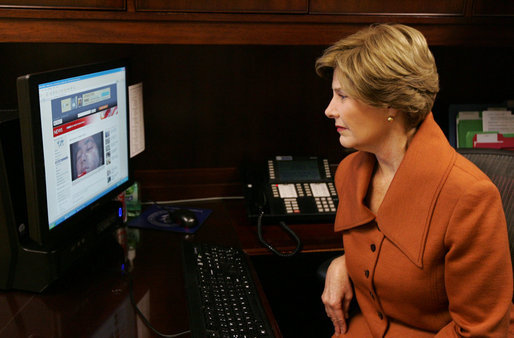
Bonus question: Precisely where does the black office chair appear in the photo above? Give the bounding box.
[457,149,514,268]
[317,148,514,283]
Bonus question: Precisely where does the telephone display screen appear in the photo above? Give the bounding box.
[276,159,321,181]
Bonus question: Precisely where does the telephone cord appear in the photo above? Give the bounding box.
[256,211,302,257]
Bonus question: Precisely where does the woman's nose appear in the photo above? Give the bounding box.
[325,97,337,119]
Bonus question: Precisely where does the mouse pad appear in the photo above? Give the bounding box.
[127,204,212,234]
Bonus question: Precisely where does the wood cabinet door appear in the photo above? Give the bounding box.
[473,0,514,16]
[310,0,466,15]
[0,0,125,10]
[136,0,308,13]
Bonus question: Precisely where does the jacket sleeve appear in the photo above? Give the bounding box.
[435,179,512,337]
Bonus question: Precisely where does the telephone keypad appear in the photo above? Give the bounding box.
[272,182,338,214]
[323,159,332,178]
[295,183,305,197]
[284,198,300,214]
[315,197,336,213]
[327,182,337,196]
[271,185,279,198]
[268,160,276,180]
[303,183,313,197]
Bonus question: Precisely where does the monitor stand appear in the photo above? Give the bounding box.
[0,111,123,293]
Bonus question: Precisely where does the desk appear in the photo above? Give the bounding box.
[0,199,341,337]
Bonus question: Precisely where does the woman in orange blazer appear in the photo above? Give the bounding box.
[316,24,513,337]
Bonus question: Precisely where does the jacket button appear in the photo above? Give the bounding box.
[370,244,376,252]
[364,270,369,278]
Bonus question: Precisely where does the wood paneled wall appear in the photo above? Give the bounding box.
[1,44,513,175]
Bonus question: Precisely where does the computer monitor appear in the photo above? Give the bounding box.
[17,60,132,249]
[0,60,132,291]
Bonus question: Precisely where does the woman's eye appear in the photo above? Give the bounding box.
[338,93,347,99]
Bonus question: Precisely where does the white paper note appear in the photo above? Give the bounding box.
[476,133,500,143]
[129,82,145,158]
[277,184,298,198]
[482,110,514,134]
[310,183,330,197]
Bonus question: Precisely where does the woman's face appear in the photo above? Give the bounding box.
[325,72,392,152]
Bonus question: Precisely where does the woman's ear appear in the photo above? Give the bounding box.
[386,107,399,118]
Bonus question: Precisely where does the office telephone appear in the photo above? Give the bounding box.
[244,156,338,225]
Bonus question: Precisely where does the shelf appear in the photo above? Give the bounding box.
[0,3,512,45]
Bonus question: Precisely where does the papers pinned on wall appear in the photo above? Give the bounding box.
[129,82,145,158]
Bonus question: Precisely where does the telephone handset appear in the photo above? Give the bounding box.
[244,156,338,225]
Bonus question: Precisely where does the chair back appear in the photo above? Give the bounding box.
[457,149,514,271]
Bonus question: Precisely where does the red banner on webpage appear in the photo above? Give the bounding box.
[101,106,118,119]
[53,115,95,137]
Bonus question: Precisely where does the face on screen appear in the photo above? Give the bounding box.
[72,133,104,179]
[76,136,100,174]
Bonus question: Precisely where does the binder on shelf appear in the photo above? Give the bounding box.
[472,132,514,150]
[457,111,482,148]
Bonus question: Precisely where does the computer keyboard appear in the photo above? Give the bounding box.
[181,241,276,338]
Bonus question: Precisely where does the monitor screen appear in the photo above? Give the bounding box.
[39,68,128,230]
[17,60,132,247]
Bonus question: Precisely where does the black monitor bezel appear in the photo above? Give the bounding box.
[17,59,133,249]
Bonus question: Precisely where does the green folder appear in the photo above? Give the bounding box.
[457,117,482,148]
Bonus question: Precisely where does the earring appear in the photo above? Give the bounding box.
[387,116,394,122]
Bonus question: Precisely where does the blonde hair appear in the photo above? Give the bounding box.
[315,24,439,129]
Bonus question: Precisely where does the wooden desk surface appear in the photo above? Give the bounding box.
[0,199,341,337]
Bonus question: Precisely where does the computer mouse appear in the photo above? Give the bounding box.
[169,208,198,228]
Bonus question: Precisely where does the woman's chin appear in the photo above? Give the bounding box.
[339,137,356,149]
